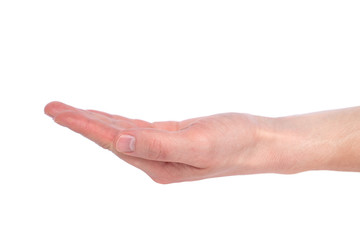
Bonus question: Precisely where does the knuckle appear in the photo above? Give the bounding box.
[146,138,167,160]
[187,131,213,164]
[187,127,211,147]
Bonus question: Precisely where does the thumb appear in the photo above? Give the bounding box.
[114,128,191,163]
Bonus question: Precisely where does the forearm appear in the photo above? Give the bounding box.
[268,107,360,173]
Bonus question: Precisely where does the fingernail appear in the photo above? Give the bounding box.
[116,135,136,152]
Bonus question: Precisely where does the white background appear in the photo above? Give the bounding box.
[0,0,359,239]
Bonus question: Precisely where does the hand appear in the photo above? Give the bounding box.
[44,101,280,183]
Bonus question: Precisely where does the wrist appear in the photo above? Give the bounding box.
[254,114,336,174]
[265,116,327,173]
[251,116,309,174]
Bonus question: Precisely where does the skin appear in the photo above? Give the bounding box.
[44,102,360,184]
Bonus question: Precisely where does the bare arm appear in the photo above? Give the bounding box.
[272,107,360,173]
[44,102,360,183]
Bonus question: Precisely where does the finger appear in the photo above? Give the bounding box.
[114,128,204,166]
[44,102,142,130]
[86,110,139,129]
[86,109,115,119]
[87,109,198,131]
[53,110,118,150]
[44,101,79,118]
[87,109,153,128]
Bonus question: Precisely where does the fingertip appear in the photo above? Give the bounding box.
[44,101,60,118]
[44,101,75,118]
